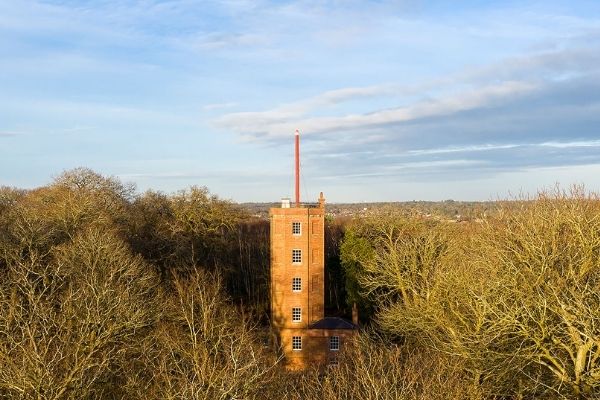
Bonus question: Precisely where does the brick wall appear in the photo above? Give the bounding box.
[270,202,325,366]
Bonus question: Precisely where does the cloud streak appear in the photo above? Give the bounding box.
[217,81,538,138]
[407,139,600,156]
[407,144,521,156]
[540,139,600,148]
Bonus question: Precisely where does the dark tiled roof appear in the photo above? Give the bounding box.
[309,317,357,330]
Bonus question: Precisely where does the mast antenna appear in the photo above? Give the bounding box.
[295,129,300,207]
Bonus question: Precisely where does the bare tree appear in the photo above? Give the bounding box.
[133,270,279,400]
[342,188,600,398]
[168,186,241,268]
[0,228,159,399]
[472,187,600,398]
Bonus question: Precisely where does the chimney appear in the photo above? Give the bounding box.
[352,302,359,326]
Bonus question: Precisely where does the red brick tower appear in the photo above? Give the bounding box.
[270,131,355,369]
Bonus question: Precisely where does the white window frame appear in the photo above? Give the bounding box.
[292,221,301,235]
[329,336,340,351]
[292,249,302,264]
[292,336,302,351]
[292,307,302,322]
[292,277,302,292]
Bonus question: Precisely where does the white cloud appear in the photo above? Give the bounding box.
[214,42,600,143]
[217,80,538,138]
[213,82,403,128]
[216,41,600,144]
[407,144,521,155]
[404,140,600,156]
[540,139,600,148]
[383,159,485,170]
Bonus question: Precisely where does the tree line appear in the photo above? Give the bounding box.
[0,169,598,399]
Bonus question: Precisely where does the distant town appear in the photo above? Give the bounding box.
[240,200,497,222]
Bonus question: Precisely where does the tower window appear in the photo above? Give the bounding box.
[292,307,302,322]
[292,222,301,235]
[292,249,302,264]
[292,277,302,292]
[292,336,302,351]
[329,336,340,351]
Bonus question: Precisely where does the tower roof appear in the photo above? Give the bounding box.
[308,317,357,330]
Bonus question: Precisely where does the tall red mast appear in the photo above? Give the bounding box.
[295,129,300,207]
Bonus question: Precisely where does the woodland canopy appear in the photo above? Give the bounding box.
[0,169,598,399]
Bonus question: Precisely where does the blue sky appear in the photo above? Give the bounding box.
[2,0,600,202]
